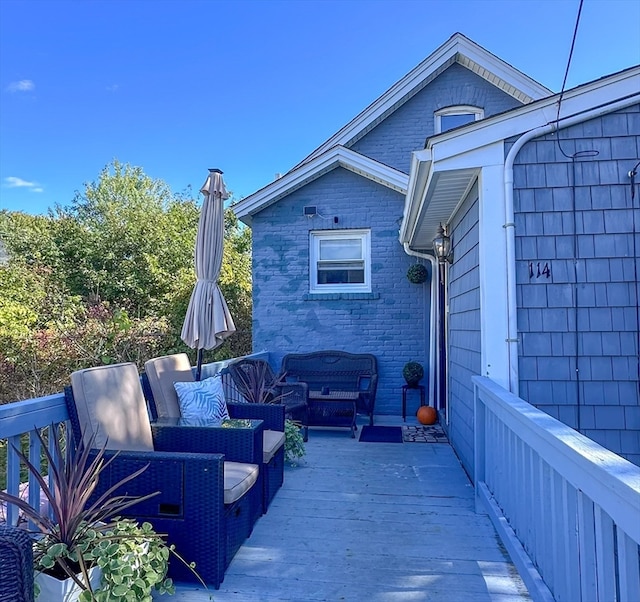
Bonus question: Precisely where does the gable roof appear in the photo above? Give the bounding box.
[297,33,552,168]
[233,33,552,224]
[234,146,409,225]
[400,65,640,249]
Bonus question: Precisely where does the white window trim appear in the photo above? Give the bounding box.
[434,105,484,134]
[309,229,371,293]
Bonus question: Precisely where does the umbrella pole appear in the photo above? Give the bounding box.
[196,349,204,381]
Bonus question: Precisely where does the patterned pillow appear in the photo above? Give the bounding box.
[174,376,230,423]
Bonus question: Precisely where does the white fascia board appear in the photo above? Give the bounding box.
[432,142,504,173]
[299,33,550,168]
[339,148,409,194]
[400,149,432,243]
[428,67,640,161]
[454,37,552,101]
[233,146,408,225]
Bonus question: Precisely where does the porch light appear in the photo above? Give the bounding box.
[432,223,452,264]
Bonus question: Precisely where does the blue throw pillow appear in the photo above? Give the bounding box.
[174,376,230,423]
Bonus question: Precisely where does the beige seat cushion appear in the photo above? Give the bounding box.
[263,430,285,464]
[224,462,259,505]
[144,353,194,418]
[70,363,154,452]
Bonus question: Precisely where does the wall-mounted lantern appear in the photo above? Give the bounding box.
[432,223,452,265]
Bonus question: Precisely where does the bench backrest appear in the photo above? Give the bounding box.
[281,351,376,393]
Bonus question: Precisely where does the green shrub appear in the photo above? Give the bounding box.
[284,420,306,465]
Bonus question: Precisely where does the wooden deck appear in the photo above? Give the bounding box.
[164,418,531,602]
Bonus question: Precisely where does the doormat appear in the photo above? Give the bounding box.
[358,425,403,443]
[402,424,448,443]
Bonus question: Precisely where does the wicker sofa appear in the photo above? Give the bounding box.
[281,351,378,430]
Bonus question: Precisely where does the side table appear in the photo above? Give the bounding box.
[402,384,425,421]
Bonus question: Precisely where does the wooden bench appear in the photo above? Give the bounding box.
[281,351,378,430]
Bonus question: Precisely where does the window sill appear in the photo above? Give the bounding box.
[303,292,380,301]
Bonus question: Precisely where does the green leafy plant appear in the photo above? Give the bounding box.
[0,425,157,594]
[284,419,306,465]
[0,426,208,600]
[89,519,175,602]
[402,361,424,386]
[406,263,428,284]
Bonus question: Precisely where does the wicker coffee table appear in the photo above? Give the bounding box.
[308,390,359,437]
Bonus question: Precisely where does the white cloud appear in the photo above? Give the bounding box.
[5,177,43,192]
[106,84,120,92]
[7,79,35,93]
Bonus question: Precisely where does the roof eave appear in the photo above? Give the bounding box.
[402,66,640,249]
[233,147,409,226]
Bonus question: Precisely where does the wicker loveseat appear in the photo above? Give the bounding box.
[281,351,378,430]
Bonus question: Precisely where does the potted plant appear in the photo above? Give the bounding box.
[406,263,428,284]
[403,361,424,387]
[0,426,198,601]
[284,419,306,465]
[230,359,308,454]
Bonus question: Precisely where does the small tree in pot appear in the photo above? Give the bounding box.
[402,362,424,387]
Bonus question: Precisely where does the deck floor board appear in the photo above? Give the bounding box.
[161,420,531,602]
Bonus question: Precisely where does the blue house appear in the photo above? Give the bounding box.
[233,33,640,469]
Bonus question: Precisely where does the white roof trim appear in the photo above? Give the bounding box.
[400,66,640,248]
[426,67,640,159]
[297,33,551,168]
[233,146,409,225]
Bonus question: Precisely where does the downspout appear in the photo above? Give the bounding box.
[503,96,638,394]
[403,243,438,416]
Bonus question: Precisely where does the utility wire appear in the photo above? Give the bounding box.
[556,0,585,159]
[555,0,588,431]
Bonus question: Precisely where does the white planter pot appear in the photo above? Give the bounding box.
[35,565,102,602]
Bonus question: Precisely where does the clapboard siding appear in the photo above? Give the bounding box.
[447,184,481,476]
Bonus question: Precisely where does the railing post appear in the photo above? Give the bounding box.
[473,381,486,514]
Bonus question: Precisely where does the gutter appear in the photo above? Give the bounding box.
[403,243,438,418]
[503,95,639,394]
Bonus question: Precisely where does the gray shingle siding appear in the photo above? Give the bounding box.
[349,63,523,173]
[513,103,640,465]
[447,186,481,476]
[251,167,430,415]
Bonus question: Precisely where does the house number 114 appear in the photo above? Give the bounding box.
[529,261,550,279]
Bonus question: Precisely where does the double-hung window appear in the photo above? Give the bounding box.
[435,105,484,134]
[310,229,371,293]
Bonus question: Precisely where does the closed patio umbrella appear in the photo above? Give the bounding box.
[181,168,236,379]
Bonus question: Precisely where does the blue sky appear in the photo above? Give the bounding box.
[1,0,639,215]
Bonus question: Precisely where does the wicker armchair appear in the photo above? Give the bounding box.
[0,526,34,602]
[143,353,288,513]
[65,362,261,589]
[227,358,309,441]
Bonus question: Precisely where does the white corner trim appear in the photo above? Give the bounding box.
[478,162,510,392]
[233,146,409,224]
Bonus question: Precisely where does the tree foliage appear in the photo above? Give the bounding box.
[0,161,252,403]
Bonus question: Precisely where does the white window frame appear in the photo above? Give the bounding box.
[309,229,371,293]
[434,105,484,134]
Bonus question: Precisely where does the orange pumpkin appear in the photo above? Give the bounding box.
[417,405,437,425]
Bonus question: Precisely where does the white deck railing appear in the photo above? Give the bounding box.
[473,375,640,602]
[0,353,268,527]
